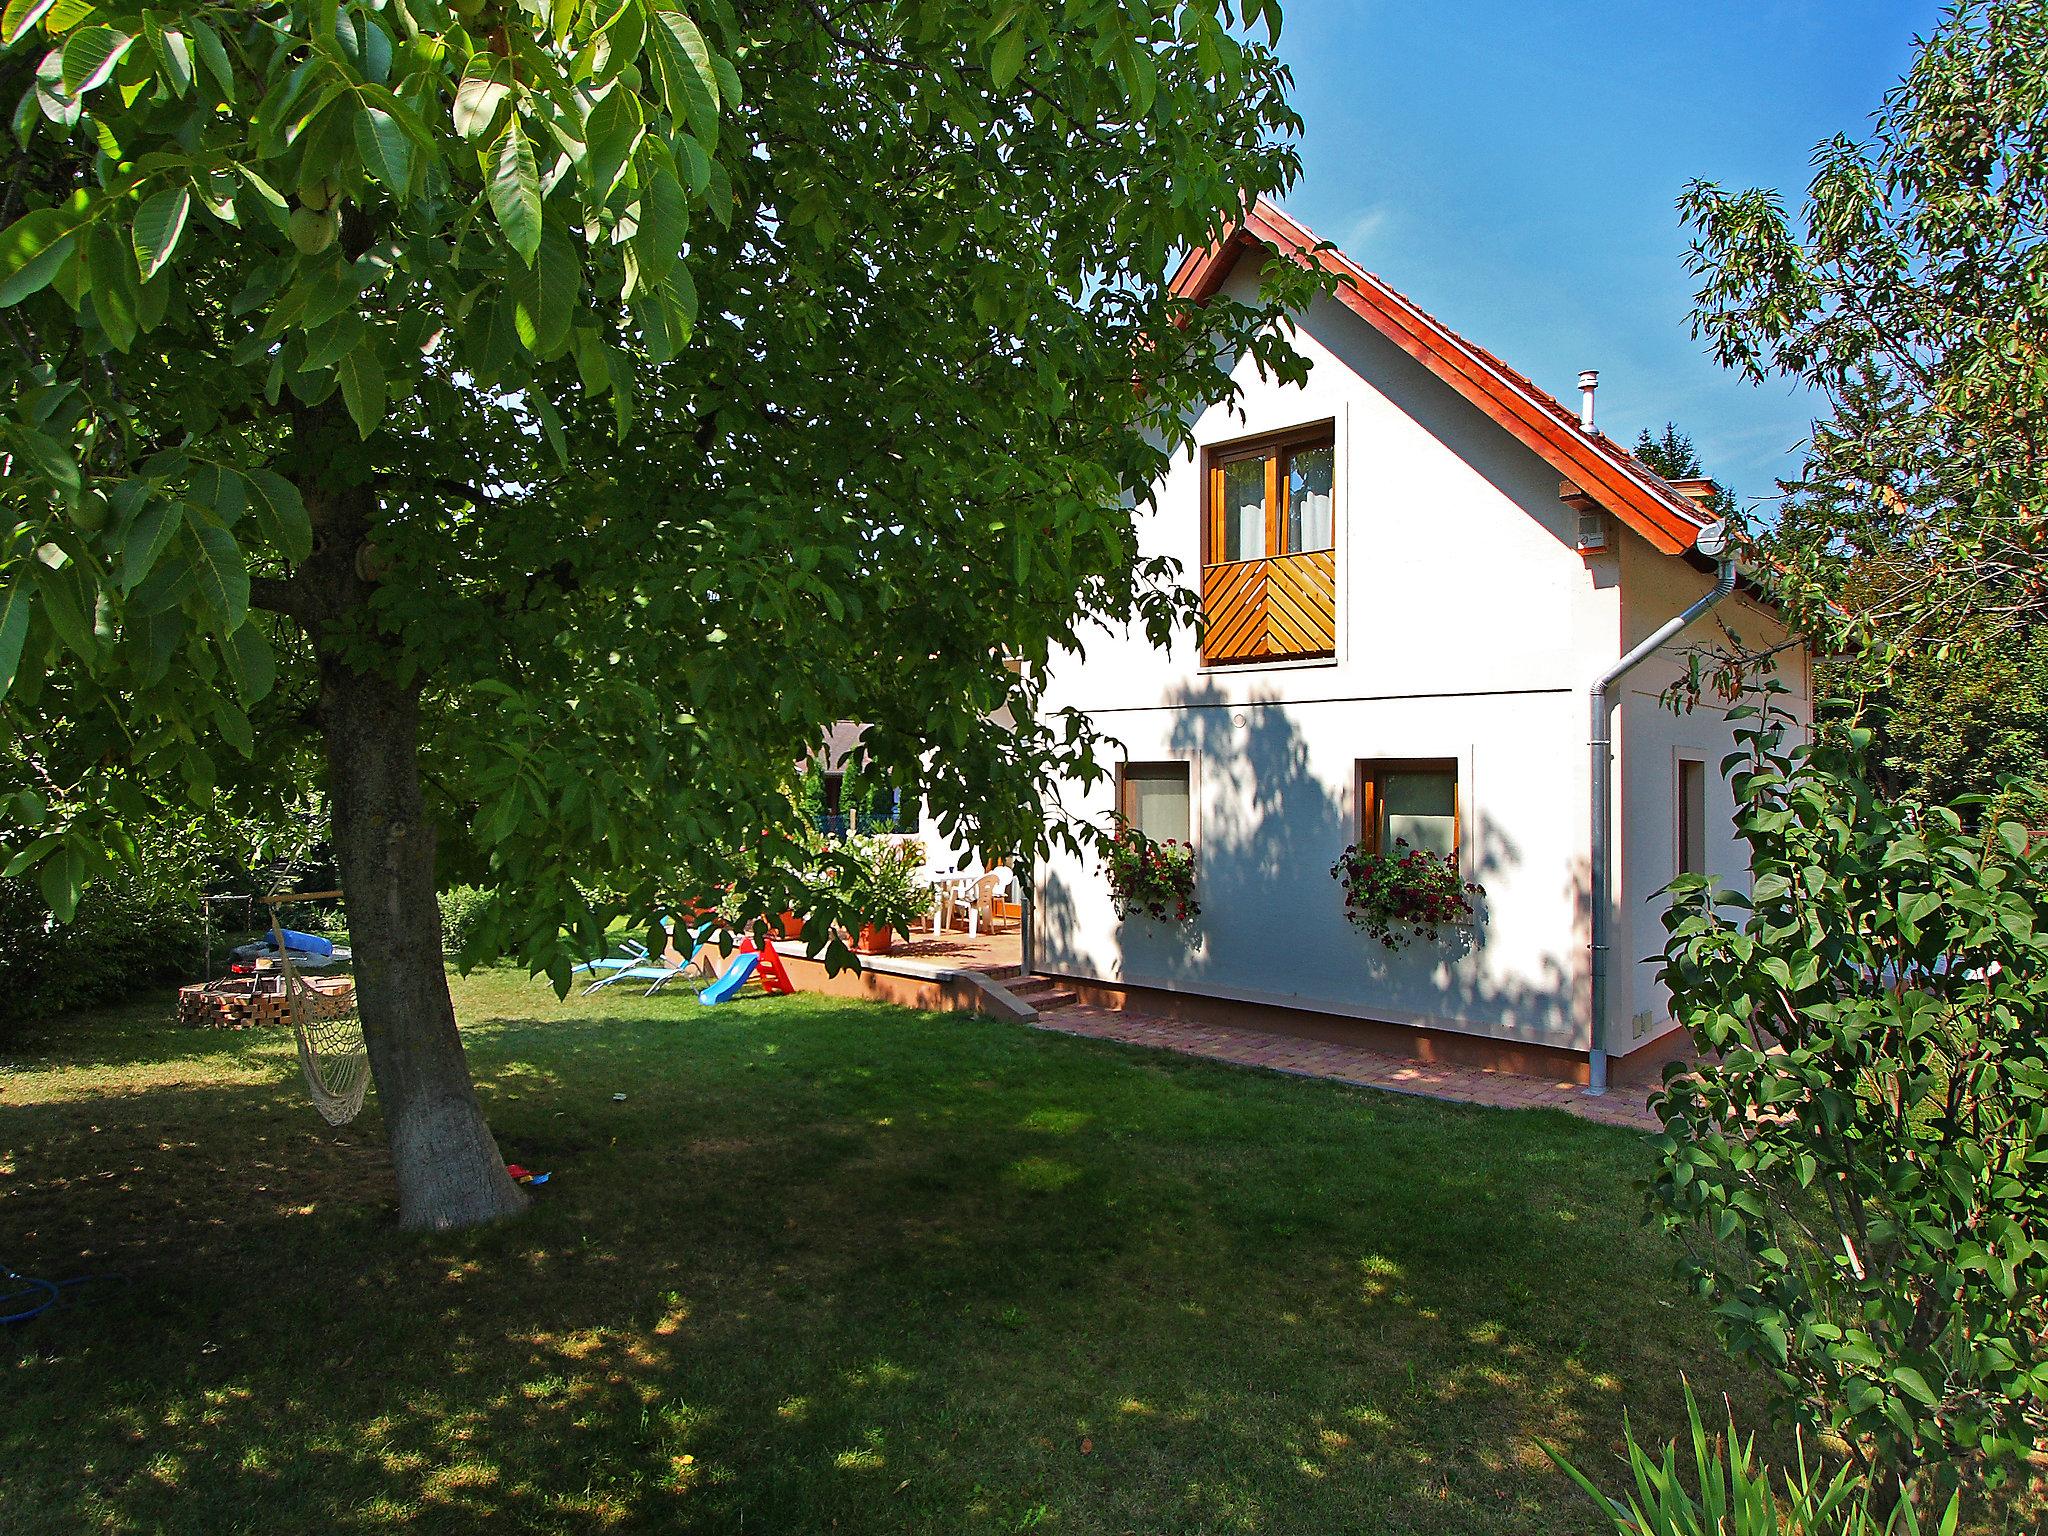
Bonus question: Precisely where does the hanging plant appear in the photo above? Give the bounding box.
[1331,840,1481,949]
[1105,829,1200,923]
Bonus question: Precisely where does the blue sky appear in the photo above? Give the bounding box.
[1268,1,1937,507]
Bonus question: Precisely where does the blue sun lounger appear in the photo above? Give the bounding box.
[583,924,714,996]
[571,935,652,988]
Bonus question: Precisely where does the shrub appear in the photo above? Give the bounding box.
[1651,697,2048,1495]
[1104,829,1198,922]
[1330,841,1479,948]
[1547,1386,1959,1535]
[0,824,210,1030]
[438,885,494,959]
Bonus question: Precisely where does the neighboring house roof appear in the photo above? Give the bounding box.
[1169,199,1717,558]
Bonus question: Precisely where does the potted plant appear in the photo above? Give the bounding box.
[1104,828,1200,923]
[1330,839,1481,949]
[841,836,926,953]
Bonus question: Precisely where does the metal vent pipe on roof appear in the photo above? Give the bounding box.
[1577,370,1599,432]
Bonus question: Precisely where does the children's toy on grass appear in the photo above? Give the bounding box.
[700,935,795,1006]
[583,924,797,1005]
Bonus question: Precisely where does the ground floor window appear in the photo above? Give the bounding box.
[1677,758,1706,875]
[1118,762,1193,844]
[1357,759,1459,859]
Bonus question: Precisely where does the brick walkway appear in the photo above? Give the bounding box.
[1031,1003,1661,1131]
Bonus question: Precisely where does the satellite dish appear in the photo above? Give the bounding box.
[1695,520,1732,560]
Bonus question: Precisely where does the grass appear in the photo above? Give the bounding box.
[2,970,1785,1533]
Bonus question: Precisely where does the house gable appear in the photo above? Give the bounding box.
[1172,201,1714,558]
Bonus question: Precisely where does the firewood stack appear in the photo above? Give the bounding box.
[176,974,355,1030]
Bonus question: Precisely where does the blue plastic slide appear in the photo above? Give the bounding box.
[699,951,760,1006]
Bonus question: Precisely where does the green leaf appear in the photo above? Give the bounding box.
[0,578,32,702]
[532,389,568,470]
[0,0,59,48]
[245,470,311,564]
[189,17,234,103]
[7,424,80,501]
[336,344,388,439]
[1,834,58,879]
[675,133,710,195]
[0,206,81,308]
[489,117,543,266]
[143,15,193,97]
[514,225,578,355]
[188,522,250,630]
[189,463,247,527]
[647,7,719,145]
[131,186,190,282]
[453,54,512,140]
[33,557,94,660]
[710,51,742,109]
[581,85,642,205]
[1890,1365,1938,1406]
[130,555,193,617]
[119,497,182,592]
[297,307,364,372]
[354,104,413,196]
[357,14,392,84]
[61,25,133,97]
[215,698,254,756]
[223,622,275,703]
[39,842,82,923]
[633,156,686,286]
[85,226,138,352]
[989,24,1028,90]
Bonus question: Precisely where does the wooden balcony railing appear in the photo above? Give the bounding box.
[1199,549,1336,665]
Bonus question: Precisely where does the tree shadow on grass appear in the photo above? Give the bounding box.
[1,993,1781,1536]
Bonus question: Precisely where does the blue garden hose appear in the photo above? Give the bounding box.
[1,1267,108,1324]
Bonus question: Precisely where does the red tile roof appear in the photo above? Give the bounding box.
[1170,199,1716,557]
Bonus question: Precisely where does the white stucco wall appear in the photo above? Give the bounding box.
[1610,537,1811,1056]
[1035,270,1807,1058]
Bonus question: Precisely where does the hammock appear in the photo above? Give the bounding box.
[269,894,372,1126]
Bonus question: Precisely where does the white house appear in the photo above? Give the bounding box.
[1030,200,1810,1088]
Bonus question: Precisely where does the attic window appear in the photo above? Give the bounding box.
[1200,424,1337,666]
[1208,426,1335,562]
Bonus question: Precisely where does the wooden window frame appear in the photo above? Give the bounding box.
[1116,759,1195,846]
[1204,421,1337,567]
[1356,758,1461,859]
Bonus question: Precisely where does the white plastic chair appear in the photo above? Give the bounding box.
[978,866,1018,933]
[927,858,986,936]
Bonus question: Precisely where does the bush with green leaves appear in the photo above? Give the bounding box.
[437,884,492,959]
[1547,1385,1959,1535]
[0,817,210,1029]
[1650,696,2048,1497]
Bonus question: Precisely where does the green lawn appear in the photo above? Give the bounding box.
[3,971,1762,1534]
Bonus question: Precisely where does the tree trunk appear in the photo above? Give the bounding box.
[317,646,527,1231]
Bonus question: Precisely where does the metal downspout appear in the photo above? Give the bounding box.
[1586,525,1735,1095]
[1019,854,1035,980]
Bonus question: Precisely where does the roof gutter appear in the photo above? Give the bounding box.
[1586,523,1736,1095]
